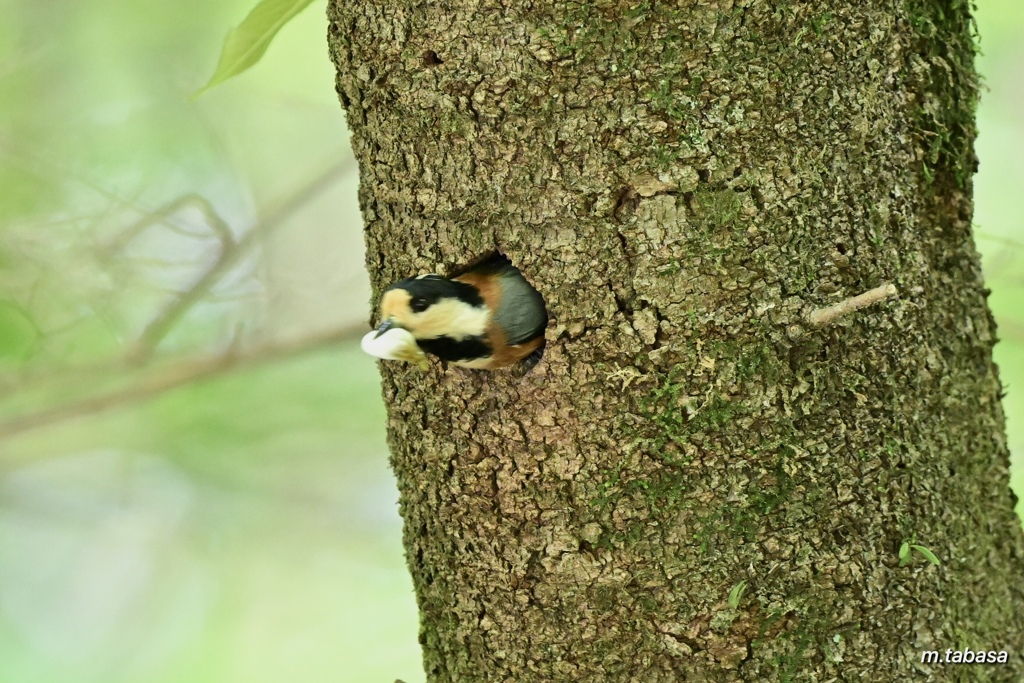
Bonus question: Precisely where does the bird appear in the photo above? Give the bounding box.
[364,253,547,370]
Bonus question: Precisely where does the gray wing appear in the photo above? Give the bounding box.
[493,268,548,345]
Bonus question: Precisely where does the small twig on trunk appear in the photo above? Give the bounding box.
[805,283,899,328]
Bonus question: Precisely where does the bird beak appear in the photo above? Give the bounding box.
[374,318,396,338]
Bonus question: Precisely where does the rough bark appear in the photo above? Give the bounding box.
[328,1,1024,681]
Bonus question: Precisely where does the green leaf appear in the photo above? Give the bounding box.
[194,0,318,98]
[0,300,40,362]
[728,580,747,609]
[898,541,910,567]
[911,545,941,566]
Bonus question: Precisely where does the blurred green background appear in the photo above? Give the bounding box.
[0,1,1021,681]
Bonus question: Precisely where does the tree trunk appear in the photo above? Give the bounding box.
[328,1,1024,680]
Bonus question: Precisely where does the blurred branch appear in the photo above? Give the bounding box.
[0,323,368,441]
[4,143,353,366]
[1001,319,1024,345]
[976,230,1024,251]
[102,193,236,256]
[127,163,349,364]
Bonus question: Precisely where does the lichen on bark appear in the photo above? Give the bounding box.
[328,1,1024,680]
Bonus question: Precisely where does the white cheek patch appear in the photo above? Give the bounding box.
[414,298,489,340]
[361,328,429,369]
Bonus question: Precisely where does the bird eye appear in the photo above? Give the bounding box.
[410,297,429,313]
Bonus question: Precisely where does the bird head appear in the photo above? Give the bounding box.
[375,275,489,341]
